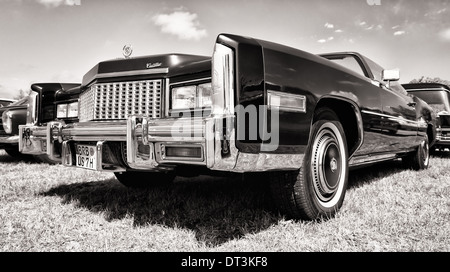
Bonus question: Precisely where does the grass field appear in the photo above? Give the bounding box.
[0,149,449,252]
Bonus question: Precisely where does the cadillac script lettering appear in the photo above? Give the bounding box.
[146,62,162,69]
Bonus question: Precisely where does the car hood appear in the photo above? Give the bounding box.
[82,54,211,86]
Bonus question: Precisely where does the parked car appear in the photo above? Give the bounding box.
[0,98,16,108]
[48,33,433,220]
[18,83,81,164]
[403,83,450,151]
[1,97,29,158]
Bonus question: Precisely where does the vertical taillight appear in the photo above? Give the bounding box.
[27,91,39,125]
[212,43,235,116]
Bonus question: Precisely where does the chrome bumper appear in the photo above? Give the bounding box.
[0,135,19,144]
[18,122,64,162]
[436,128,450,145]
[58,116,303,173]
[19,125,46,155]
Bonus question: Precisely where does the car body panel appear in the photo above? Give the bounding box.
[0,97,28,149]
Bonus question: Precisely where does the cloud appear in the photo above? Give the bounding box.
[324,22,334,29]
[335,29,343,33]
[317,37,334,43]
[152,10,207,41]
[36,0,80,7]
[439,28,450,41]
[393,30,406,36]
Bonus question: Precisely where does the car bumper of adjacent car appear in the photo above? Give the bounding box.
[57,115,303,173]
[435,128,450,146]
[18,125,47,155]
[19,122,64,162]
[0,134,19,145]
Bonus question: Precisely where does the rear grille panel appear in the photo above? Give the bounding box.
[79,80,163,122]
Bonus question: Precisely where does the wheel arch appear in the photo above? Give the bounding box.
[313,97,364,158]
[427,123,437,148]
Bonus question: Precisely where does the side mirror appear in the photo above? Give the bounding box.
[382,69,400,88]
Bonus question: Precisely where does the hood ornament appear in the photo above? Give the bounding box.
[123,44,133,59]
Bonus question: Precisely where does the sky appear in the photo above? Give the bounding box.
[0,0,449,99]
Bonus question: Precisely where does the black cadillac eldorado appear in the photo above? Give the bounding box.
[46,33,433,220]
[403,83,449,151]
[18,83,81,164]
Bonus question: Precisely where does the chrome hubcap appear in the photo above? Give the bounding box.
[312,128,342,203]
[330,157,338,173]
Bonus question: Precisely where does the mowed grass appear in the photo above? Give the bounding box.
[0,149,449,252]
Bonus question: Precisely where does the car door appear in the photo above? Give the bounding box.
[379,81,419,153]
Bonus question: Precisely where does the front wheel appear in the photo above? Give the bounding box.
[270,119,349,220]
[114,171,175,188]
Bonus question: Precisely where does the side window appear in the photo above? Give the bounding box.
[327,56,367,78]
[362,56,384,82]
[389,81,408,96]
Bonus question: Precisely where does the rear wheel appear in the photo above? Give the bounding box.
[270,108,349,220]
[403,136,429,170]
[114,171,175,188]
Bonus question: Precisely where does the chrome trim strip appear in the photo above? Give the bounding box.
[85,68,169,85]
[361,110,420,125]
[349,153,397,167]
[169,77,212,87]
[406,88,449,92]
[164,78,170,118]
[61,121,128,141]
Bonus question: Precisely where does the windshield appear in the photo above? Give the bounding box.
[325,55,367,78]
[410,90,450,113]
[0,100,14,107]
[9,97,28,107]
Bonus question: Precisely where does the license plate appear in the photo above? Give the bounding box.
[75,144,97,170]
